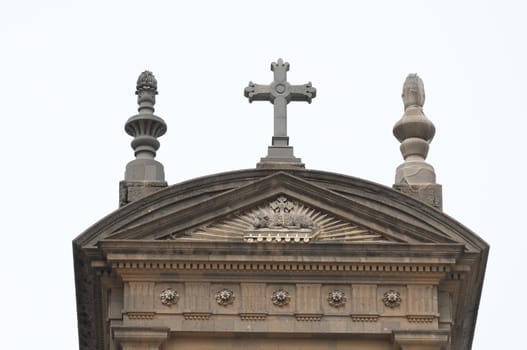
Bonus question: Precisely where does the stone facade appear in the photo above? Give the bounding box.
[74,170,488,350]
[73,68,488,350]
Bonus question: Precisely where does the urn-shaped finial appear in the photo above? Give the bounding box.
[393,74,435,164]
[392,74,442,209]
[402,73,425,109]
[125,71,167,159]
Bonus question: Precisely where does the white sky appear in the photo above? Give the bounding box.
[2,1,525,348]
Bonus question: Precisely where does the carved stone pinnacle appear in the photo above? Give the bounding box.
[402,73,425,109]
[393,74,436,178]
[393,74,442,209]
[125,71,166,160]
[120,71,168,206]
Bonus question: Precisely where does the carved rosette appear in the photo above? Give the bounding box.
[271,288,291,307]
[215,288,235,306]
[327,289,347,308]
[382,290,401,308]
[160,288,179,306]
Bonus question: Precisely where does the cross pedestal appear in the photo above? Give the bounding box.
[244,59,316,168]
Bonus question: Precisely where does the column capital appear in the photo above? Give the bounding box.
[392,330,449,350]
[112,326,169,350]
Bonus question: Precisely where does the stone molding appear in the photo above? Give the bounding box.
[351,314,379,322]
[407,315,437,323]
[183,312,211,320]
[125,312,155,320]
[295,313,323,321]
[239,313,267,321]
[112,326,169,350]
[110,261,451,274]
[392,330,449,350]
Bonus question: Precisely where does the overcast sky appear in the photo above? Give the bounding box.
[2,1,525,349]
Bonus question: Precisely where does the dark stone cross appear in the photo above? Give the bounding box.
[244,59,316,167]
[245,58,316,146]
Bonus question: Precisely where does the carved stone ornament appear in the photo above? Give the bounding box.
[136,70,158,93]
[245,196,316,243]
[255,196,314,229]
[215,288,235,306]
[160,288,179,306]
[182,195,387,243]
[327,289,347,308]
[382,290,401,308]
[271,288,291,307]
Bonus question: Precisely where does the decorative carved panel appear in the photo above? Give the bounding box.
[176,196,388,243]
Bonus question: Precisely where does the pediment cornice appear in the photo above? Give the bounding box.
[74,169,488,253]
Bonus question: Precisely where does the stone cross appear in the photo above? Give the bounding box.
[244,59,316,147]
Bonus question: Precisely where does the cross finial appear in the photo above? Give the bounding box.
[244,59,316,168]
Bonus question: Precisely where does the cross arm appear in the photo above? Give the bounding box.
[290,82,317,103]
[244,82,272,103]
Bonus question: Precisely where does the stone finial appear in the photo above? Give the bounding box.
[244,58,316,168]
[119,71,168,206]
[125,71,166,159]
[393,74,442,209]
[402,73,425,109]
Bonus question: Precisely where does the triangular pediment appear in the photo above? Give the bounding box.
[98,171,469,246]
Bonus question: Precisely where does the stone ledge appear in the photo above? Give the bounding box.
[295,313,322,321]
[125,312,155,320]
[112,326,169,349]
[239,313,268,321]
[392,329,449,350]
[351,314,379,322]
[183,312,211,320]
[407,314,437,323]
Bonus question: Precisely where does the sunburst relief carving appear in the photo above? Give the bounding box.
[172,195,387,243]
